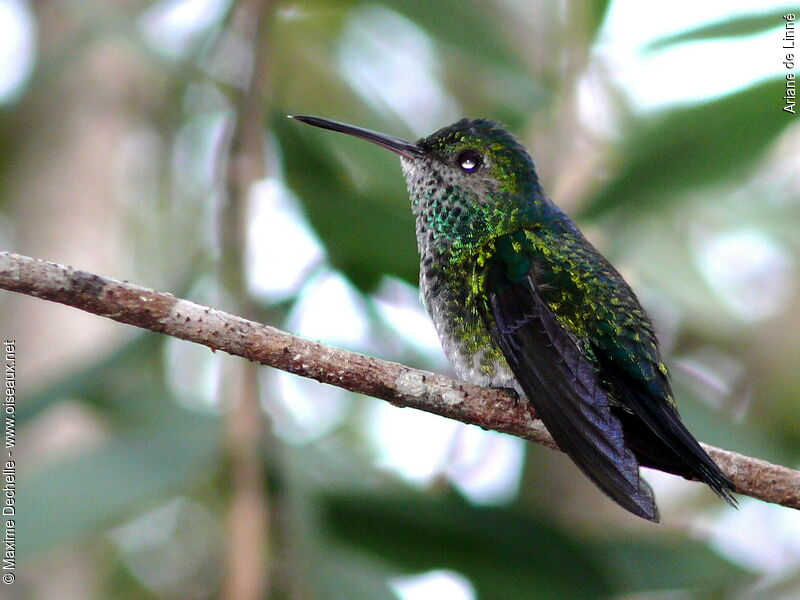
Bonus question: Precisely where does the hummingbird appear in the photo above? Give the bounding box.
[289,115,737,521]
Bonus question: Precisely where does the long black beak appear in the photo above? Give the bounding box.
[288,115,424,159]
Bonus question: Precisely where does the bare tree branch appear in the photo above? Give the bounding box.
[2,250,799,511]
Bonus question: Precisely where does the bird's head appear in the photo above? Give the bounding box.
[290,115,545,250]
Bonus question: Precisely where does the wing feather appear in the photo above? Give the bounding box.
[488,274,659,521]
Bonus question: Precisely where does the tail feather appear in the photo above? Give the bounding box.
[614,405,737,506]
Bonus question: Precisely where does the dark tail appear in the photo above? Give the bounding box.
[615,407,737,506]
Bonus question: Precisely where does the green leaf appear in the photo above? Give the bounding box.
[580,78,793,219]
[383,0,522,69]
[18,333,222,557]
[586,0,613,41]
[314,547,399,600]
[647,10,794,51]
[324,492,615,600]
[18,334,164,427]
[593,534,751,594]
[323,491,749,598]
[18,412,220,556]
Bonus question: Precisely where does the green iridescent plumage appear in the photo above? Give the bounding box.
[290,114,737,522]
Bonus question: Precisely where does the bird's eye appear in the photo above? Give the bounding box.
[457,150,482,173]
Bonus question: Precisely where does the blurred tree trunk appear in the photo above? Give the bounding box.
[8,2,158,599]
[8,1,156,385]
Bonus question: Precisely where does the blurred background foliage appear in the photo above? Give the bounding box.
[3,0,800,598]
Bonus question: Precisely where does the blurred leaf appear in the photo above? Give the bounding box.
[593,534,751,594]
[439,55,550,130]
[19,334,167,428]
[647,10,793,51]
[18,333,222,558]
[324,492,614,600]
[275,113,419,290]
[277,444,400,600]
[581,78,793,219]
[314,547,399,600]
[19,412,220,557]
[586,0,613,41]
[384,0,522,68]
[324,492,748,598]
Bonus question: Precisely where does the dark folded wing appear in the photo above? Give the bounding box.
[488,273,659,522]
